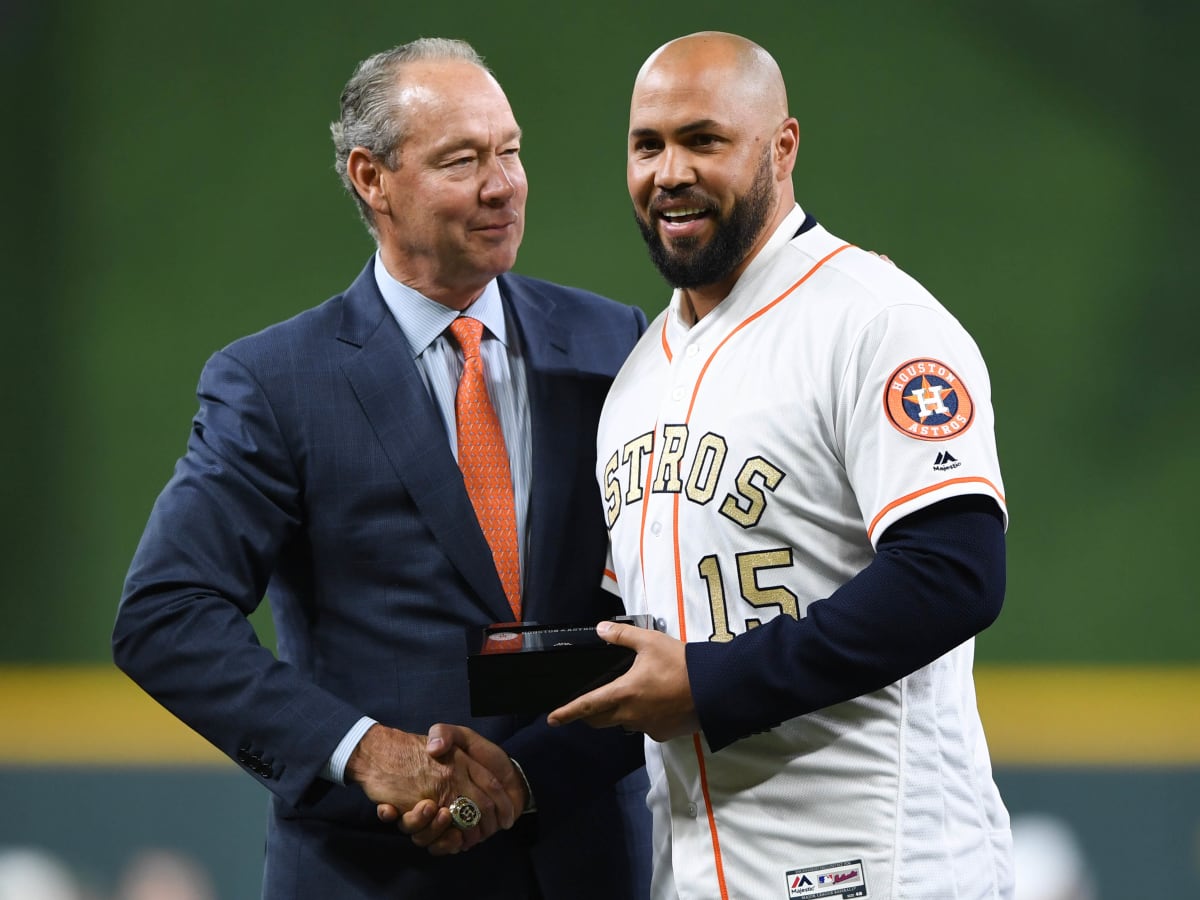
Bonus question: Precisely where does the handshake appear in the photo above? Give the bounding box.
[345,618,698,855]
[346,722,528,856]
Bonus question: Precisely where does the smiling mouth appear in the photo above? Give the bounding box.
[474,219,518,234]
[657,207,709,225]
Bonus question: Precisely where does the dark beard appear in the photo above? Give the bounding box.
[634,151,774,290]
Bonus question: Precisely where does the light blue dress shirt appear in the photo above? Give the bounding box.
[324,254,533,784]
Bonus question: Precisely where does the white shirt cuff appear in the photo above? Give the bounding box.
[321,716,377,785]
[509,756,536,814]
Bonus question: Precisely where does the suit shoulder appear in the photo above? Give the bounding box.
[215,291,347,370]
[504,273,644,324]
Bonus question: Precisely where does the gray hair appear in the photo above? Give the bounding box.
[330,38,491,238]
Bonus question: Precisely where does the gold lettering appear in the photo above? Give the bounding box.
[685,433,727,504]
[652,424,688,493]
[602,450,621,528]
[621,432,655,505]
[719,456,785,528]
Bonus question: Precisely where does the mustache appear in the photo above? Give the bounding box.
[648,189,717,216]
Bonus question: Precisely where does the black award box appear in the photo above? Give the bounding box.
[467,615,661,716]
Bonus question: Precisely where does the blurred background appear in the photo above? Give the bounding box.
[2,1,1196,897]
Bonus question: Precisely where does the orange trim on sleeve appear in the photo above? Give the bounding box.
[866,476,1005,541]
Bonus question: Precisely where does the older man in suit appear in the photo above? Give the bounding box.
[113,38,649,899]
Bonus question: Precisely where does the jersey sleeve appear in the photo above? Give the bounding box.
[837,303,1007,546]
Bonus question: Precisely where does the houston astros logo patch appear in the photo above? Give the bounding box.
[884,358,974,442]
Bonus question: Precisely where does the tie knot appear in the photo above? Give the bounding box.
[449,316,484,359]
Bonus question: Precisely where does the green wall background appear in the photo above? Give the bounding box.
[2,1,1195,664]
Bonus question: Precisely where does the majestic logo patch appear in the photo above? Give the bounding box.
[785,858,867,898]
[884,358,974,442]
[933,451,960,471]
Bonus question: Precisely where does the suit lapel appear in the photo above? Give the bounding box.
[500,276,585,624]
[336,263,513,623]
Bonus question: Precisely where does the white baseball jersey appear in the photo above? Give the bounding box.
[598,206,1012,900]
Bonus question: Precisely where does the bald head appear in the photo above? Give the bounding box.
[634,32,788,129]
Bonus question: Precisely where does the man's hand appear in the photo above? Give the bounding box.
[547,621,699,742]
[346,724,517,852]
[374,724,528,855]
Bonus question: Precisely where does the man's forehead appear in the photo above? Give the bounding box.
[395,63,498,107]
[631,65,742,108]
[410,106,522,156]
[394,72,517,142]
[427,121,522,153]
[629,66,777,138]
[394,81,442,109]
[629,115,727,139]
[629,79,741,131]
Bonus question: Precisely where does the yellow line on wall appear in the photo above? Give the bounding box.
[0,665,1197,766]
[974,665,1200,766]
[0,666,228,766]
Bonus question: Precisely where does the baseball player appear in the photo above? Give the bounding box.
[549,31,1014,900]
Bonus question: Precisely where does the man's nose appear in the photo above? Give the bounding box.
[653,146,696,191]
[481,156,518,203]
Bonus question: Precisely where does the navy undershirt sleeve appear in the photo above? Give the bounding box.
[686,494,1005,752]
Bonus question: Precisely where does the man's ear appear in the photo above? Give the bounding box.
[775,118,800,180]
[347,147,391,216]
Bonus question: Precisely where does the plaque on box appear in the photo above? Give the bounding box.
[467,615,660,716]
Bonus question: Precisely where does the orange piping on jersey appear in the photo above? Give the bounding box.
[665,244,850,900]
[685,243,853,421]
[673,492,687,641]
[603,568,617,584]
[693,732,731,900]
[866,476,1006,541]
[673,243,852,617]
[660,317,673,362]
[636,431,659,610]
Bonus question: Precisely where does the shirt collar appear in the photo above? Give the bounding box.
[373,253,508,358]
[737,203,807,284]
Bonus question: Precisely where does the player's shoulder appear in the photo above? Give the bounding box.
[792,224,943,316]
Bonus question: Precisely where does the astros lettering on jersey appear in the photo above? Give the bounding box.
[598,206,1011,900]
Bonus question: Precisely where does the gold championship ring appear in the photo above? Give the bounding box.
[448,796,482,830]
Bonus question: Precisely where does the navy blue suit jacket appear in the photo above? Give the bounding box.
[114,262,650,899]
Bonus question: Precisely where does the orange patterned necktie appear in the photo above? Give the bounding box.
[449,316,521,621]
